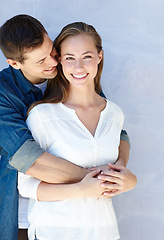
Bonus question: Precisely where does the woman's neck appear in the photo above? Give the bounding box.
[62,86,106,136]
[63,86,101,108]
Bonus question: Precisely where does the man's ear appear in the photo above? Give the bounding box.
[6,59,21,70]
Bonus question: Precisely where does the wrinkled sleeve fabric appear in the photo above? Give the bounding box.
[120,130,131,148]
[18,171,41,200]
[25,105,48,151]
[10,140,44,173]
[18,106,48,199]
[100,90,130,148]
[0,91,44,173]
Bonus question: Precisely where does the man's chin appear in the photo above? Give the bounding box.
[44,70,58,79]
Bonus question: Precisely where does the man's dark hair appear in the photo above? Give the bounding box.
[0,14,47,63]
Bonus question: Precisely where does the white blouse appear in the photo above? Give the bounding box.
[18,100,124,240]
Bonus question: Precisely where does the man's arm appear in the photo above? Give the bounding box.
[9,126,132,186]
[9,139,89,184]
[25,131,131,184]
[25,132,131,184]
[25,151,89,184]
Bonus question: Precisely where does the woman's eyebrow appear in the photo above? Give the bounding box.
[63,51,93,56]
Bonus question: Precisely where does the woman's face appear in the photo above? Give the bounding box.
[59,33,103,89]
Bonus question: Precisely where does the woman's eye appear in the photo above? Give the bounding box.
[84,55,92,59]
[66,57,75,61]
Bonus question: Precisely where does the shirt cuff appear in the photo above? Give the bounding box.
[120,130,131,149]
[18,172,41,200]
[9,139,44,173]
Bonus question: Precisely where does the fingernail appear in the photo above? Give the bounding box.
[98,175,103,180]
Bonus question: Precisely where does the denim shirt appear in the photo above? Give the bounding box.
[0,66,44,240]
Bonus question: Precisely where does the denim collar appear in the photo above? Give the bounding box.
[12,67,42,95]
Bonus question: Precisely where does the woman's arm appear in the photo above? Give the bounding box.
[18,170,106,201]
[37,170,106,201]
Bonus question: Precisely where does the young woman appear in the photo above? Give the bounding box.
[18,22,125,240]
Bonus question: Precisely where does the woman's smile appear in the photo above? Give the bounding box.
[71,73,88,79]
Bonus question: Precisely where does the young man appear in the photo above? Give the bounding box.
[0,14,136,240]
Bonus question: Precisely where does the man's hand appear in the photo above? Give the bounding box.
[97,163,137,197]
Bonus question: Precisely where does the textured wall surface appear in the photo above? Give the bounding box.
[0,1,164,239]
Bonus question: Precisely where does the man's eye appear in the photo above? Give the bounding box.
[38,60,44,64]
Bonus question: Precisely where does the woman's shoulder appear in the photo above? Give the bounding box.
[107,99,122,110]
[106,99,124,120]
[27,103,61,122]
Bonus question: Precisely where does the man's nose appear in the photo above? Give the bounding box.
[49,55,58,66]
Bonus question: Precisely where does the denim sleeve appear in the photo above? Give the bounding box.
[120,130,131,149]
[0,92,44,172]
[9,140,44,173]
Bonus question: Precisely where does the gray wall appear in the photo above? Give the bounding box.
[1,1,164,239]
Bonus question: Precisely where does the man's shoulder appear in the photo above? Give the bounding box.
[0,66,24,93]
[0,66,15,86]
[0,65,12,76]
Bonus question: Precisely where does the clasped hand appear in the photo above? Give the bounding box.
[87,163,137,198]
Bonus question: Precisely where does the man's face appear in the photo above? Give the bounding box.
[18,34,58,84]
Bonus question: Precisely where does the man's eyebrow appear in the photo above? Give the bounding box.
[36,57,46,63]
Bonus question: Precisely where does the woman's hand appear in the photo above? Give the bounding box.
[78,170,107,198]
[98,163,137,197]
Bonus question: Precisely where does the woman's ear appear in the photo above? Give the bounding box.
[98,50,103,64]
[6,59,21,70]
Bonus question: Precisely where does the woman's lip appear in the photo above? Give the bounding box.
[71,73,88,79]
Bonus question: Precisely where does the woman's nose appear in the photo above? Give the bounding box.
[75,59,84,70]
